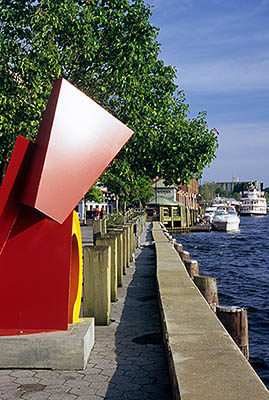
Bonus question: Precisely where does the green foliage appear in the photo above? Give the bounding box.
[215,186,230,198]
[106,211,124,227]
[233,182,250,193]
[232,192,241,201]
[0,0,219,201]
[199,182,218,202]
[84,184,104,203]
[200,182,247,202]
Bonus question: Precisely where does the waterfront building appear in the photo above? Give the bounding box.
[213,177,259,193]
[146,178,199,228]
[151,178,199,210]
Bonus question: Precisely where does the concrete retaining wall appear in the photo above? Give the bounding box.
[152,222,269,400]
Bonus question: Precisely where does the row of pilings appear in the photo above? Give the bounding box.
[82,212,146,325]
[160,222,250,360]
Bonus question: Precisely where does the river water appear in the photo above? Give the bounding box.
[174,214,269,388]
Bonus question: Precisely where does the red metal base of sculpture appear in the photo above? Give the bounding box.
[0,78,133,335]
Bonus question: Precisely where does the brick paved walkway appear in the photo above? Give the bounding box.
[0,223,172,400]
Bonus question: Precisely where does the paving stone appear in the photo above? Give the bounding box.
[38,378,65,386]
[82,368,102,377]
[149,389,172,400]
[83,374,108,384]
[33,372,61,379]
[123,369,150,378]
[142,383,171,393]
[76,396,103,400]
[0,382,20,392]
[101,388,123,398]
[0,375,16,384]
[20,392,50,400]
[0,394,22,400]
[43,385,70,395]
[123,391,150,400]
[100,368,124,377]
[95,387,114,397]
[0,370,13,376]
[88,382,111,391]
[63,379,91,389]
[0,383,21,399]
[69,386,96,396]
[10,371,37,379]
[14,378,41,385]
[60,372,84,381]
[113,382,142,392]
[47,394,77,400]
[130,376,155,385]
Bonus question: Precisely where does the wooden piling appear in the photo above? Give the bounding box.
[83,245,111,325]
[193,275,219,311]
[93,219,106,243]
[216,306,249,359]
[107,229,124,287]
[179,250,190,262]
[96,234,118,302]
[184,259,199,279]
[174,242,183,254]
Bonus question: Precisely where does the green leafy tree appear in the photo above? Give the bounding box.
[84,184,104,203]
[0,0,218,202]
[199,182,218,202]
[215,187,230,198]
[233,182,250,194]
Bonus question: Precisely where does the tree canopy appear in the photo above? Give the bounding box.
[0,0,219,202]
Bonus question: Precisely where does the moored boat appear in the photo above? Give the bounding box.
[212,205,240,232]
[240,187,267,216]
[204,205,218,223]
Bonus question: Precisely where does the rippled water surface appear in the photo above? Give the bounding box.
[174,215,269,388]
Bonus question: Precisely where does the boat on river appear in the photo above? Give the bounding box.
[204,205,218,223]
[212,205,240,232]
[240,187,267,216]
[204,195,228,223]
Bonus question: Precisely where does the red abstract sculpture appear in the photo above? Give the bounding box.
[0,78,133,335]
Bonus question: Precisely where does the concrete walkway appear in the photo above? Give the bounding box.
[0,223,172,400]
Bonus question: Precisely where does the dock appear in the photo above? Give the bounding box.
[166,225,212,234]
[190,224,212,232]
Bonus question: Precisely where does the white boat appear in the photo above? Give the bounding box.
[212,206,240,232]
[240,187,267,216]
[204,205,218,223]
[204,196,227,223]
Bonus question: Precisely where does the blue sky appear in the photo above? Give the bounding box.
[146,0,269,187]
